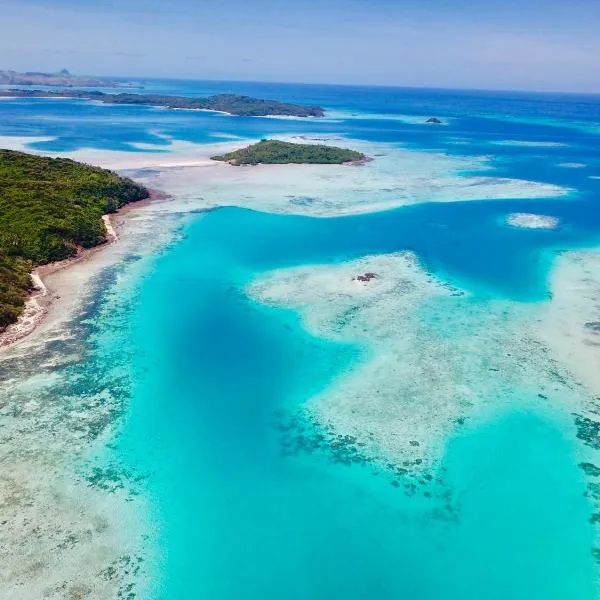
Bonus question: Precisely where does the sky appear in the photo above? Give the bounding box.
[1,0,599,93]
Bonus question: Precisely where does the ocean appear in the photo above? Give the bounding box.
[1,80,600,599]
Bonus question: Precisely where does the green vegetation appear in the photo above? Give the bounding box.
[0,90,325,117]
[211,139,366,165]
[0,150,148,330]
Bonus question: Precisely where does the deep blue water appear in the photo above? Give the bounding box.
[2,80,600,598]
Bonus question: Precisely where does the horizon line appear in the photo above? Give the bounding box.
[100,73,600,98]
[5,66,599,98]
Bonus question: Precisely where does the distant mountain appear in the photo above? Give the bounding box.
[0,69,129,88]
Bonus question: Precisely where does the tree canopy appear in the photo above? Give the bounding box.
[0,150,148,330]
[211,139,365,165]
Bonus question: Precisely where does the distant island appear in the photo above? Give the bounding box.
[0,68,130,88]
[0,89,325,117]
[211,139,367,165]
[0,150,148,330]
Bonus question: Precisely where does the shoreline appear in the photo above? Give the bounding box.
[0,132,577,350]
[0,188,167,351]
[1,92,324,119]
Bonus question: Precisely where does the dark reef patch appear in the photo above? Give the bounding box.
[272,408,459,520]
[574,414,600,450]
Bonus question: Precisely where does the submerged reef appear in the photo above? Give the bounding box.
[354,272,378,283]
[252,248,600,570]
[506,212,559,229]
[0,332,148,598]
[249,252,594,470]
[272,408,459,519]
[574,414,600,451]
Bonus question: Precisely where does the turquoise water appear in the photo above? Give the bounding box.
[110,209,595,598]
[2,81,600,597]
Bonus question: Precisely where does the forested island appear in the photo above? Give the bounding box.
[211,140,366,165]
[0,89,325,117]
[0,69,127,88]
[0,150,148,329]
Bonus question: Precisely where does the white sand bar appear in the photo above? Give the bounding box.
[506,213,559,229]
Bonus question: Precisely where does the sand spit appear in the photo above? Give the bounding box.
[0,134,244,170]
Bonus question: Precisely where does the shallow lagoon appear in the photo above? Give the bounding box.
[110,205,596,598]
[1,82,600,598]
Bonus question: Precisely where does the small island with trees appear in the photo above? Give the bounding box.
[0,150,149,330]
[211,139,367,165]
[0,89,325,118]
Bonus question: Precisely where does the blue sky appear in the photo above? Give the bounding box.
[1,0,599,92]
